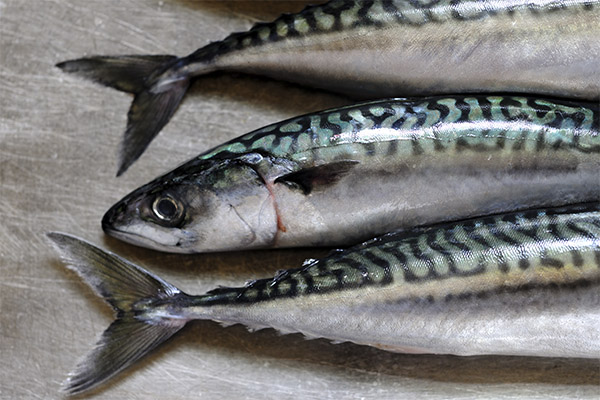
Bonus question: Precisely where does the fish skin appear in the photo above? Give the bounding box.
[102,95,600,253]
[56,0,600,174]
[47,203,600,394]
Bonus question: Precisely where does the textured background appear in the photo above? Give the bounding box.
[1,1,599,399]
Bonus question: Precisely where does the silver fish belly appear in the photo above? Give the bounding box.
[101,95,600,253]
[56,0,600,174]
[47,203,600,394]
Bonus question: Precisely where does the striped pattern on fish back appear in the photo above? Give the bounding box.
[197,96,599,167]
[198,203,600,306]
[193,0,599,58]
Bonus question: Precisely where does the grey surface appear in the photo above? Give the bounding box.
[1,1,599,399]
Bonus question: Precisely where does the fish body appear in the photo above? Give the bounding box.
[102,95,600,253]
[48,202,600,394]
[56,0,600,174]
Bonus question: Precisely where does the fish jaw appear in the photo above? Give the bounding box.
[102,216,198,253]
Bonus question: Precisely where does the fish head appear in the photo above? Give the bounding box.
[102,158,277,253]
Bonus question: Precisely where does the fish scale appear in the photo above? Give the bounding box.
[47,203,600,393]
[57,0,600,174]
[101,95,600,253]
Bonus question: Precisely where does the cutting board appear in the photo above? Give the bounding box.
[1,1,598,398]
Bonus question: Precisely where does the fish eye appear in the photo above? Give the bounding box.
[152,195,184,225]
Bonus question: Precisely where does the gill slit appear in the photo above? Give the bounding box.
[265,181,287,246]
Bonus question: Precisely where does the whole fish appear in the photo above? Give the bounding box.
[101,95,600,253]
[56,0,600,175]
[48,203,600,394]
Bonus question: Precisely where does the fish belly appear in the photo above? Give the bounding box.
[200,282,600,358]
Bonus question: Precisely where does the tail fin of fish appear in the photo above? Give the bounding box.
[46,232,188,395]
[56,55,190,176]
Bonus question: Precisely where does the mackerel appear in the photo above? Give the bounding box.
[48,203,600,394]
[56,0,600,174]
[101,95,600,253]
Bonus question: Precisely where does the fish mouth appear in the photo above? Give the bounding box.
[101,219,136,242]
[103,219,198,253]
[102,199,197,252]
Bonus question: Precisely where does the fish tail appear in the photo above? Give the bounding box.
[46,232,188,395]
[56,55,190,176]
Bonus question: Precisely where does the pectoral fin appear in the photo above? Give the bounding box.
[274,160,359,194]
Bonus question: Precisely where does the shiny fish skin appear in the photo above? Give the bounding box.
[47,203,600,394]
[102,95,600,253]
[56,0,600,174]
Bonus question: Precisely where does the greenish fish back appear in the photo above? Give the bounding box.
[197,96,600,165]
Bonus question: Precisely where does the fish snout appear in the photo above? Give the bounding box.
[102,200,131,235]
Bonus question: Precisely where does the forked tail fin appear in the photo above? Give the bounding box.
[56,55,190,176]
[46,232,187,395]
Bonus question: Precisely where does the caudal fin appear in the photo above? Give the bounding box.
[56,55,190,176]
[46,232,187,395]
